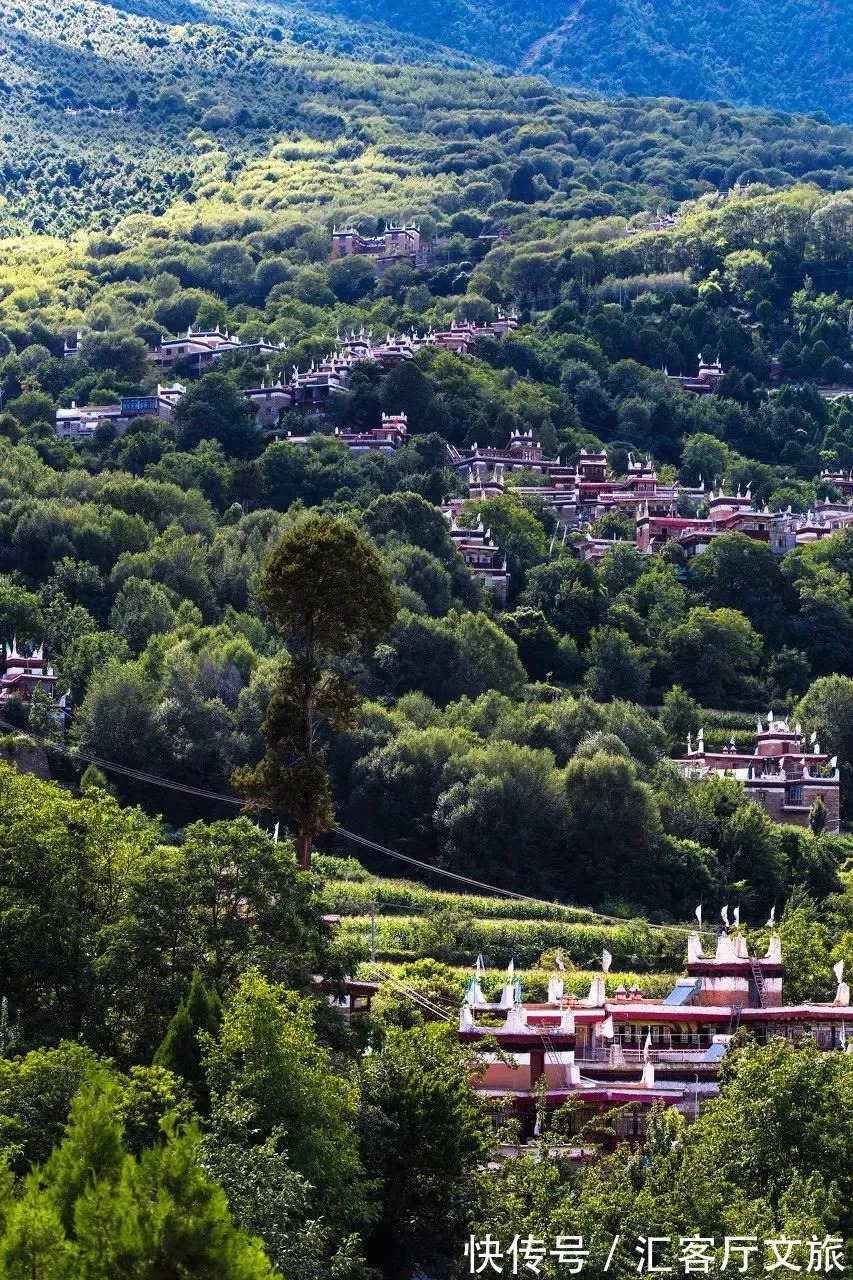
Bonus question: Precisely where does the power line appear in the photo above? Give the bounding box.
[334,824,555,905]
[0,714,705,936]
[371,966,453,1021]
[331,824,703,935]
[0,716,243,805]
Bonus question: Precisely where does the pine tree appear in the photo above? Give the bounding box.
[79,764,115,797]
[40,1073,126,1234]
[0,1073,278,1279]
[153,971,223,1099]
[809,794,828,836]
[129,1122,276,1279]
[234,514,397,869]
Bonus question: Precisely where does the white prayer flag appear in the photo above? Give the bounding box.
[601,1016,614,1038]
[721,905,730,927]
[507,959,514,978]
[643,1031,652,1062]
[768,905,776,927]
[733,906,740,927]
[602,949,612,973]
[273,821,280,844]
[554,948,565,972]
[475,953,485,974]
[695,904,702,927]
[834,960,845,985]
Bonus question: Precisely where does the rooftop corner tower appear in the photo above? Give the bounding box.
[687,927,783,1008]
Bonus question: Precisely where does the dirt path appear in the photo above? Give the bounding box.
[518,3,583,72]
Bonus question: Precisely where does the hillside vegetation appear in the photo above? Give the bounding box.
[1,11,853,916]
[520,0,851,121]
[343,0,845,122]
[62,0,852,121]
[1,5,853,1275]
[320,0,852,122]
[2,0,852,236]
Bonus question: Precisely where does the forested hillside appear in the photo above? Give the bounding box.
[518,0,850,121]
[1,5,852,922]
[2,165,853,914]
[66,0,853,121]
[319,0,852,122]
[1,1,853,1273]
[2,0,852,236]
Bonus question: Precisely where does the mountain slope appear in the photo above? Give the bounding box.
[2,0,852,237]
[41,0,847,123]
[520,0,851,121]
[301,0,852,121]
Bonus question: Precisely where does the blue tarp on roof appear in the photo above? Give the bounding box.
[702,1042,729,1062]
[663,980,701,1006]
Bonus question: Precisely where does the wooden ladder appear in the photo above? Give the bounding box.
[749,957,766,1008]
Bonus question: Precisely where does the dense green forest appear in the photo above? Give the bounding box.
[1,11,852,916]
[2,0,853,235]
[20,0,849,121]
[0,4,853,1275]
[320,0,853,122]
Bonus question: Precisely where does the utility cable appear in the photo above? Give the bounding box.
[0,714,708,936]
[371,966,453,1021]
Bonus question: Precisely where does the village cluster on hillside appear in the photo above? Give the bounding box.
[454,922,851,1143]
[3,0,853,1263]
[455,444,853,565]
[53,323,853,584]
[31,295,853,843]
[56,312,520,438]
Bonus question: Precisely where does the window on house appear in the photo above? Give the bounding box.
[787,784,804,805]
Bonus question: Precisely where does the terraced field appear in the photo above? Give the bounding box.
[316,857,693,978]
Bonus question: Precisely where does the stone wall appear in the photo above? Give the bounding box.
[0,738,51,780]
[750,779,840,832]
